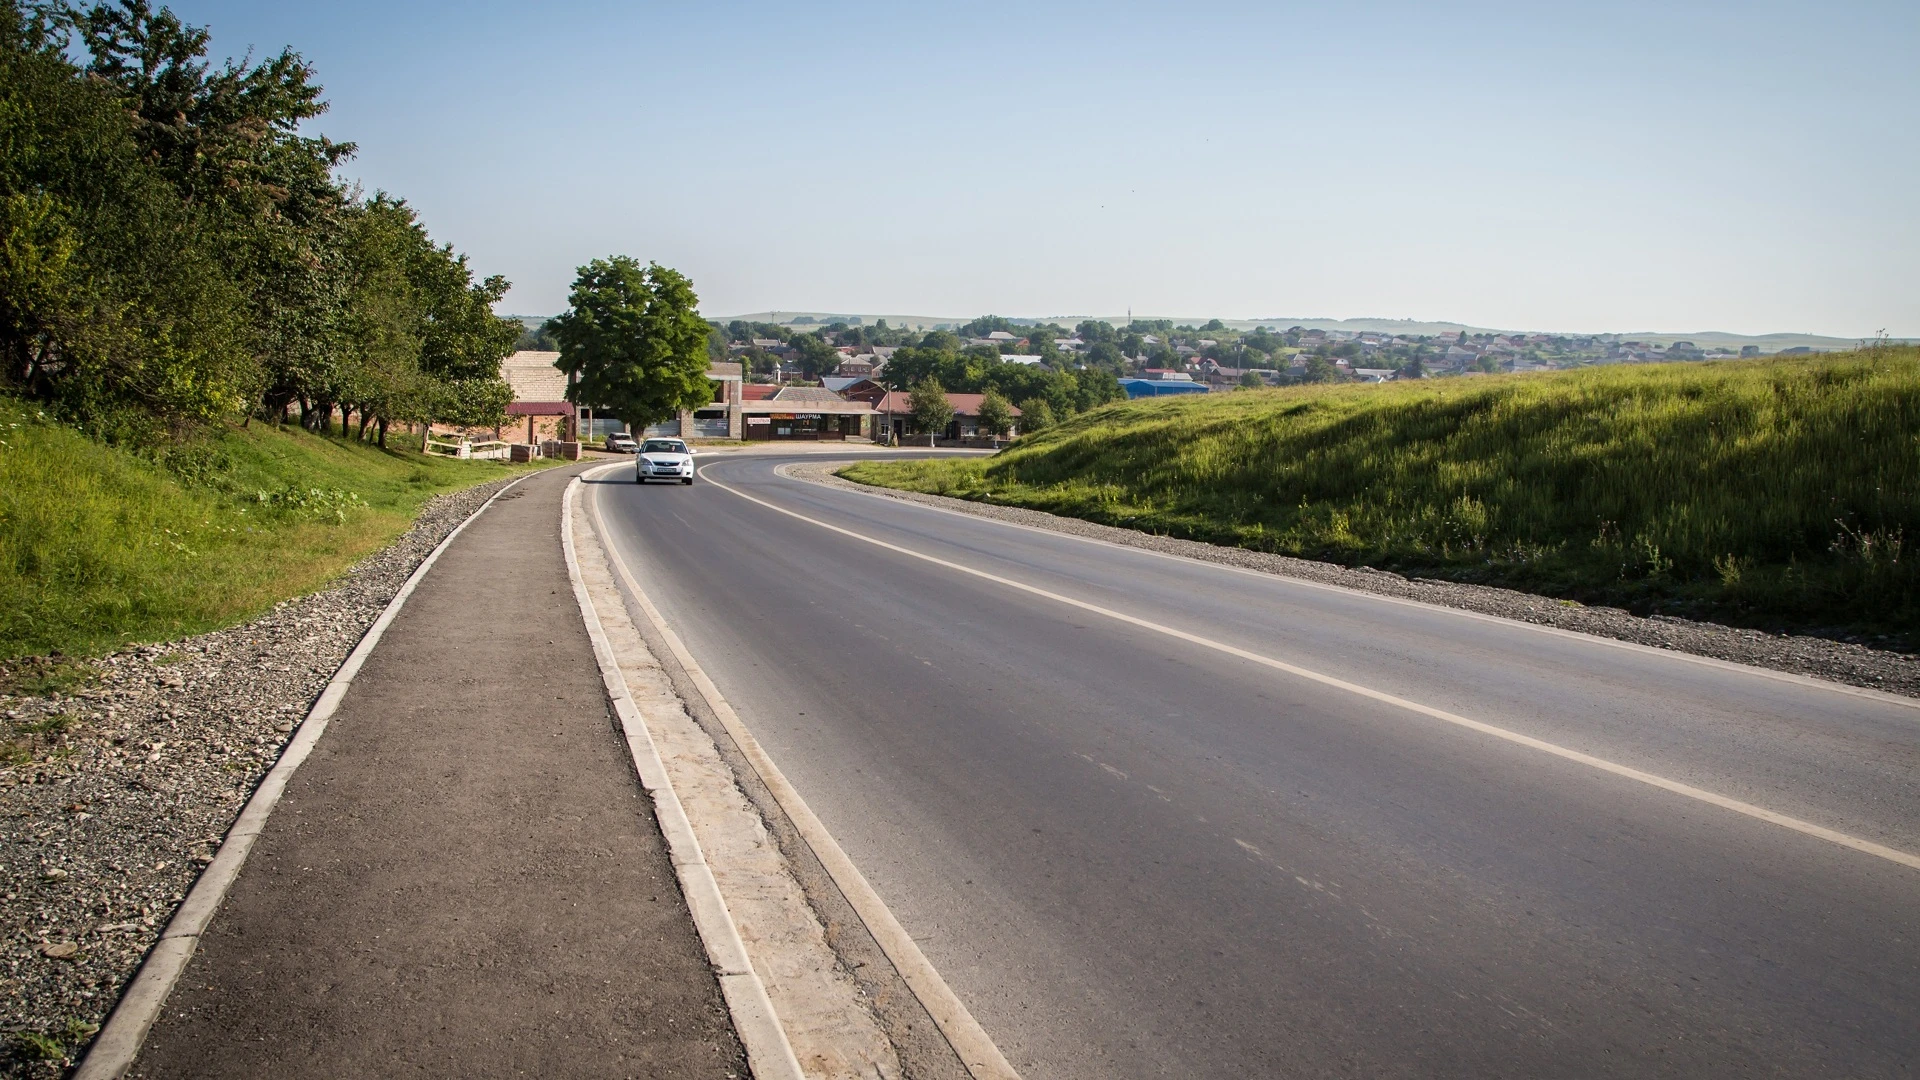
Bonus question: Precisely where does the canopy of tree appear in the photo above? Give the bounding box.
[908,379,954,435]
[0,0,518,444]
[975,388,1014,436]
[551,258,711,428]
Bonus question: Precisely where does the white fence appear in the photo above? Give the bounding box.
[424,435,511,460]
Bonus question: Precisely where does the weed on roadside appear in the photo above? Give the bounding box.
[6,1018,98,1071]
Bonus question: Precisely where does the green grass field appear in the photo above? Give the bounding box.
[842,348,1920,639]
[0,398,557,662]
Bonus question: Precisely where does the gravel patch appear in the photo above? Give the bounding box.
[0,476,523,1076]
[796,463,1920,701]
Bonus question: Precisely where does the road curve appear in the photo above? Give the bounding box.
[591,450,1920,1079]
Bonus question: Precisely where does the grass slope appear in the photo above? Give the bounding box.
[843,348,1920,639]
[0,398,553,660]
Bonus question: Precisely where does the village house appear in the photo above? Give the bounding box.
[834,355,880,378]
[498,350,572,443]
[737,385,875,441]
[840,382,1022,444]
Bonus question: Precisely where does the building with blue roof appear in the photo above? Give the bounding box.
[1119,378,1211,399]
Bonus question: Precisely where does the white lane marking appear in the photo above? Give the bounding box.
[704,465,1920,875]
[588,465,1022,1080]
[780,462,1920,715]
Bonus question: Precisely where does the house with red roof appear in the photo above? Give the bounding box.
[841,382,1021,444]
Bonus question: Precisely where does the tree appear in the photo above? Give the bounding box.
[1239,370,1265,390]
[515,319,559,351]
[909,378,954,445]
[917,329,960,352]
[1075,319,1117,345]
[1085,341,1124,372]
[878,345,948,393]
[976,388,1013,438]
[1016,397,1054,433]
[957,315,1015,339]
[551,257,711,430]
[0,0,522,447]
[330,194,517,443]
[788,332,838,379]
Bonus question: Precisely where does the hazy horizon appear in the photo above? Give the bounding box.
[163,1,1918,338]
[507,309,1888,348]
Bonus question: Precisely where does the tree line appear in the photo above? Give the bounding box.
[0,0,518,446]
[711,318,1124,432]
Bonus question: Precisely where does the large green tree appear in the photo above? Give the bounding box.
[0,0,512,443]
[551,257,710,428]
[788,332,838,379]
[330,195,516,442]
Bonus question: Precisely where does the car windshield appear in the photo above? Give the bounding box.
[642,440,687,455]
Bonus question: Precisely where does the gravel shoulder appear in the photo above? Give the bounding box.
[0,475,523,1076]
[798,463,1920,701]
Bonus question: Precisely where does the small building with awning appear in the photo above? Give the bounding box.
[739,386,877,441]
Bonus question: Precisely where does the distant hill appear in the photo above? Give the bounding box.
[707,311,1892,351]
[717,311,963,332]
[518,308,1896,353]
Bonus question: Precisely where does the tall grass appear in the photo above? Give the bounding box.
[0,397,553,659]
[843,348,1920,636]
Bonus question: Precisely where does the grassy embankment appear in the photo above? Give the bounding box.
[842,348,1920,640]
[0,397,557,665]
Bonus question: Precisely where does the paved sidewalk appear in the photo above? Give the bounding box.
[131,464,747,1078]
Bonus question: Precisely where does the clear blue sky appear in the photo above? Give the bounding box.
[167,1,1916,335]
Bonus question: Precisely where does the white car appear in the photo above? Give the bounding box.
[635,438,696,484]
[605,432,637,454]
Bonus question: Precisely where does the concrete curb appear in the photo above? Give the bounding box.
[72,470,540,1080]
[561,471,805,1080]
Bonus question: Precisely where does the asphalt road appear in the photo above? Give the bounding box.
[592,450,1920,1079]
